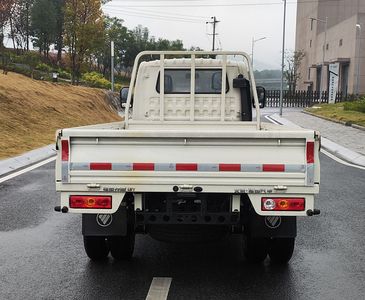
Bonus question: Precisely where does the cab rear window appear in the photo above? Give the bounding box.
[156,69,229,94]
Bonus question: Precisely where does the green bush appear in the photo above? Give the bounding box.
[35,63,52,72]
[6,64,45,80]
[343,100,365,113]
[23,52,42,68]
[57,69,71,79]
[82,71,112,89]
[9,53,25,64]
[115,83,122,91]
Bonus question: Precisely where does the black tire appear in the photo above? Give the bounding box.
[108,228,135,260]
[83,236,109,261]
[268,237,295,264]
[243,235,268,263]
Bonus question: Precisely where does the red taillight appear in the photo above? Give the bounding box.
[263,164,285,172]
[133,163,154,171]
[90,163,112,170]
[306,141,315,163]
[69,195,112,209]
[61,140,69,161]
[176,163,198,171]
[261,197,305,211]
[219,164,241,171]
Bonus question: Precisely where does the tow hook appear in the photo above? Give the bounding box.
[54,206,69,213]
[306,209,321,216]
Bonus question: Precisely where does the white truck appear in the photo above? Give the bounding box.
[55,51,321,264]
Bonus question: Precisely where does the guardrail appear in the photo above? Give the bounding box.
[265,90,356,107]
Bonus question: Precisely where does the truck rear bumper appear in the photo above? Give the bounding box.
[56,183,319,217]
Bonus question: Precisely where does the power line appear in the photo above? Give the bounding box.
[104,7,205,22]
[104,4,207,20]
[103,8,204,24]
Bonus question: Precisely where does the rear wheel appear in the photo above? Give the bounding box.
[243,235,268,263]
[109,226,135,260]
[268,237,295,264]
[83,236,109,261]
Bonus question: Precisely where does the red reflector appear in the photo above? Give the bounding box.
[261,197,305,211]
[176,163,198,171]
[69,195,112,209]
[133,163,154,171]
[263,164,285,172]
[61,140,69,161]
[219,164,241,171]
[90,163,112,170]
[307,141,315,163]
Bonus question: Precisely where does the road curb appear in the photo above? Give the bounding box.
[0,145,57,178]
[302,110,365,131]
[269,114,365,168]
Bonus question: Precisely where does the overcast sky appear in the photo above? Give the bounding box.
[103,0,298,70]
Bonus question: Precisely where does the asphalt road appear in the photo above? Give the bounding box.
[0,154,364,300]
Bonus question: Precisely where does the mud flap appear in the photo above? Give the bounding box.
[82,207,128,237]
[247,212,296,238]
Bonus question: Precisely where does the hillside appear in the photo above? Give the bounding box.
[0,72,122,159]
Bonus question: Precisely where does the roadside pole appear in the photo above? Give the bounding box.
[111,40,115,92]
[206,17,220,51]
[356,24,362,95]
[280,0,287,116]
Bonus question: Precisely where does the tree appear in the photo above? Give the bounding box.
[0,0,15,48]
[64,0,104,84]
[8,0,34,52]
[94,16,129,77]
[284,50,305,93]
[52,0,65,63]
[31,0,57,58]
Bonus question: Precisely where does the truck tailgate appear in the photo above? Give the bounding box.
[57,128,319,192]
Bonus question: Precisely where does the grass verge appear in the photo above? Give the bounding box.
[0,71,122,159]
[306,101,365,127]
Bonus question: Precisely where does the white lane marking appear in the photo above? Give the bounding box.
[0,156,56,183]
[146,277,172,300]
[265,114,365,170]
[264,114,281,125]
[321,149,365,170]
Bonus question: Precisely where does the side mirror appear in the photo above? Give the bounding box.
[256,86,266,108]
[120,87,129,105]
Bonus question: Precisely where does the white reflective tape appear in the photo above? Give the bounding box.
[155,163,176,171]
[306,163,315,186]
[70,162,89,170]
[112,163,133,171]
[198,163,219,172]
[61,161,69,182]
[242,164,262,172]
[285,164,306,173]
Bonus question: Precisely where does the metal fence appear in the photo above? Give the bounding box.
[265,90,356,108]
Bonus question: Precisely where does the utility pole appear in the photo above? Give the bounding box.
[279,0,287,116]
[356,24,362,95]
[111,40,115,92]
[206,16,220,51]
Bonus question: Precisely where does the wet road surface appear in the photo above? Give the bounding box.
[0,154,364,299]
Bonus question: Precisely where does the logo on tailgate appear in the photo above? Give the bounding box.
[96,214,113,227]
